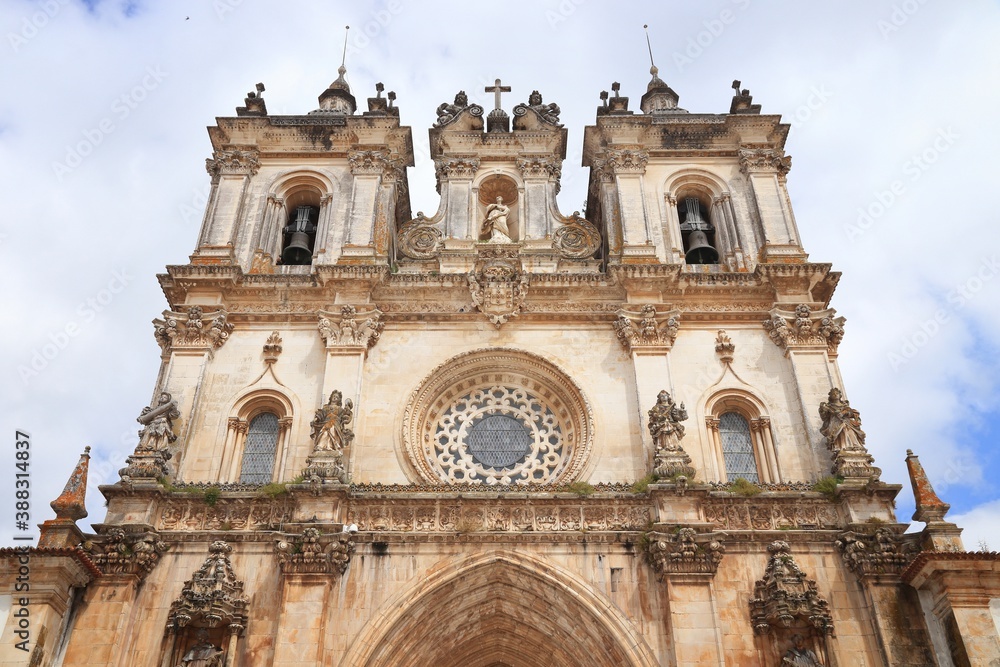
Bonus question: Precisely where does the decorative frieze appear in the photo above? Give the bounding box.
[645,527,725,576]
[205,149,260,179]
[835,527,918,577]
[749,540,834,636]
[153,306,234,353]
[738,147,791,176]
[614,305,680,351]
[317,305,384,351]
[819,388,881,480]
[275,527,354,576]
[553,212,601,260]
[763,304,844,354]
[166,541,248,634]
[156,497,294,531]
[703,498,841,531]
[397,212,443,260]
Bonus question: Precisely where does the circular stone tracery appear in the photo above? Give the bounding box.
[402,349,593,486]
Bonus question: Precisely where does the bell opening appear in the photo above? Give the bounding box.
[280,205,318,266]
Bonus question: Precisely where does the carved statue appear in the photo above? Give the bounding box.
[482,196,513,243]
[818,388,866,452]
[136,392,180,451]
[310,390,355,452]
[177,630,223,667]
[648,390,687,450]
[780,634,824,667]
[434,90,469,126]
[526,90,561,124]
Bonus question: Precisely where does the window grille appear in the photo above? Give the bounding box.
[720,412,758,483]
[239,412,279,484]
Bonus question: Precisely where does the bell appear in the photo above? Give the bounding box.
[685,230,719,265]
[281,231,313,265]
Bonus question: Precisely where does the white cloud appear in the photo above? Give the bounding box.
[950,500,1000,552]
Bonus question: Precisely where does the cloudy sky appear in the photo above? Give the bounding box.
[2,0,999,548]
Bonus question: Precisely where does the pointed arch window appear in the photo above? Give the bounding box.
[239,412,279,483]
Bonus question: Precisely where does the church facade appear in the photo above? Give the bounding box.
[3,64,1000,667]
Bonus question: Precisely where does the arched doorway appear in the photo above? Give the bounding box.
[339,551,659,667]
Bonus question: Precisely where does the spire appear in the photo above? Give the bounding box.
[50,446,91,521]
[640,25,683,114]
[905,449,950,523]
[315,26,357,115]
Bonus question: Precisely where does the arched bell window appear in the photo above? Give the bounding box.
[280,204,319,265]
[239,412,279,483]
[678,196,719,264]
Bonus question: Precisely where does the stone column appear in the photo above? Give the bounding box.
[195,149,260,264]
[663,193,684,263]
[435,157,480,241]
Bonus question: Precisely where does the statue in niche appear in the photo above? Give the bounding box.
[177,629,223,667]
[648,390,687,451]
[136,392,180,452]
[780,634,824,667]
[434,90,469,126]
[818,388,866,452]
[481,196,513,243]
[310,390,355,452]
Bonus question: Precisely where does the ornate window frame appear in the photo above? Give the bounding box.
[704,391,779,483]
[253,170,338,266]
[662,169,747,268]
[400,348,594,486]
[219,390,293,484]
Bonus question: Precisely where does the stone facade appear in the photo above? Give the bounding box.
[3,70,999,667]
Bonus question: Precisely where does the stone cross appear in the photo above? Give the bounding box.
[485,78,511,112]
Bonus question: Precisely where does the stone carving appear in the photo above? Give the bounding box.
[645,528,725,576]
[648,390,695,478]
[593,148,648,175]
[738,147,792,176]
[303,390,354,484]
[835,527,918,576]
[248,249,275,274]
[349,498,651,533]
[780,634,824,667]
[83,527,169,577]
[749,541,834,637]
[715,329,735,363]
[481,196,513,243]
[275,527,355,575]
[763,305,844,353]
[317,305,384,351]
[434,90,484,127]
[120,392,180,481]
[156,497,293,531]
[553,212,600,259]
[154,306,233,353]
[614,305,680,351]
[434,157,481,191]
[262,331,282,364]
[703,499,841,531]
[177,629,224,667]
[819,388,880,480]
[166,541,248,634]
[468,250,529,327]
[205,149,260,179]
[515,156,562,180]
[397,212,442,259]
[512,90,562,127]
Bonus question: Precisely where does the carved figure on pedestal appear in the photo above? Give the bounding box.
[482,196,513,243]
[178,629,223,667]
[137,392,180,451]
[527,90,561,124]
[780,634,824,667]
[648,390,695,478]
[310,390,355,452]
[818,388,865,452]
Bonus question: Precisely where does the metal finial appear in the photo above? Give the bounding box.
[643,24,656,70]
[340,26,350,68]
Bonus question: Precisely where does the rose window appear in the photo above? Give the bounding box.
[402,349,593,486]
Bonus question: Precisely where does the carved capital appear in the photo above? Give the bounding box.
[82,527,169,579]
[645,528,725,577]
[153,306,233,354]
[705,416,721,432]
[317,305,384,353]
[598,148,648,175]
[348,149,400,176]
[516,156,562,180]
[434,157,480,189]
[275,528,355,576]
[835,528,919,578]
[228,417,248,435]
[738,147,791,176]
[763,304,844,354]
[205,149,260,178]
[614,305,680,351]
